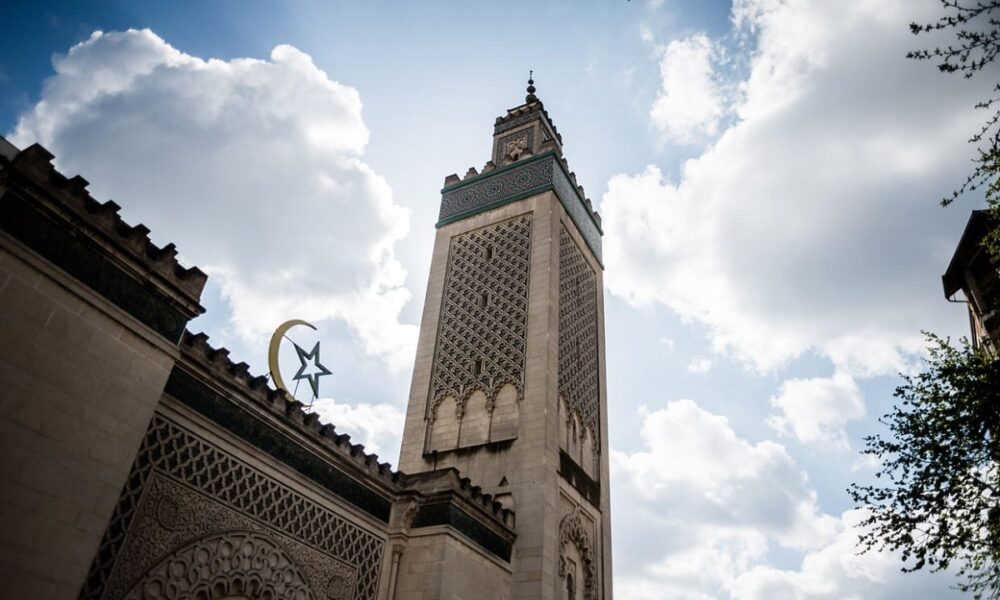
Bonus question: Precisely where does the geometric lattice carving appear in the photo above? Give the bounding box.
[559,509,597,600]
[78,416,384,600]
[558,225,600,445]
[107,475,358,600]
[123,530,314,600]
[429,214,532,416]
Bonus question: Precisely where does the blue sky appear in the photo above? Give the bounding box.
[1,1,991,597]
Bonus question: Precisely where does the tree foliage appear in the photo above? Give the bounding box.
[850,334,1000,598]
[910,1,1000,266]
[909,1,1000,208]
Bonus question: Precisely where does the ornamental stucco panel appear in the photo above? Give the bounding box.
[558,225,600,446]
[79,416,385,600]
[429,215,532,416]
[437,154,602,263]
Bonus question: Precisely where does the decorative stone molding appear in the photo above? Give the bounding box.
[0,143,206,308]
[495,127,535,165]
[559,509,596,600]
[178,331,398,487]
[438,152,602,263]
[79,416,382,600]
[0,143,207,341]
[390,499,421,532]
[429,215,532,416]
[123,530,315,600]
[558,225,600,448]
[493,100,563,145]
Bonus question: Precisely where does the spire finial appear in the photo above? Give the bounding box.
[526,70,537,103]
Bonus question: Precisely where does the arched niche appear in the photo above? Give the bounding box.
[490,383,520,442]
[428,395,459,452]
[459,390,489,447]
[567,413,581,463]
[561,546,583,600]
[559,511,596,600]
[124,530,314,600]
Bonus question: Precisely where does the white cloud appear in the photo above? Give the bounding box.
[9,29,417,371]
[650,34,725,143]
[604,0,988,375]
[612,401,960,598]
[615,400,836,546]
[613,400,837,596]
[767,372,864,448]
[310,397,404,458]
[730,509,962,599]
[687,355,714,373]
[619,529,768,600]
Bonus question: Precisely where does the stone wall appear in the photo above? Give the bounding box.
[0,143,206,599]
[0,240,182,599]
[394,529,512,600]
[0,140,519,600]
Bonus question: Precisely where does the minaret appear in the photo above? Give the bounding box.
[399,77,612,599]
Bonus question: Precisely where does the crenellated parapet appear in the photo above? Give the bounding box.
[173,329,516,561]
[439,151,604,263]
[178,330,399,484]
[0,140,207,341]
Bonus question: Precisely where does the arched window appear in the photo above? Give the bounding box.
[566,573,575,600]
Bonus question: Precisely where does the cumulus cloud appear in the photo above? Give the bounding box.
[767,372,865,448]
[650,34,725,143]
[615,400,836,545]
[612,400,837,596]
[612,401,960,598]
[619,529,768,600]
[730,509,962,599]
[9,29,417,370]
[311,397,404,457]
[603,0,989,375]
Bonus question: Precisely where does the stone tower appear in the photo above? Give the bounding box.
[399,79,612,599]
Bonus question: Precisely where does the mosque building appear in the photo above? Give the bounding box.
[0,80,613,600]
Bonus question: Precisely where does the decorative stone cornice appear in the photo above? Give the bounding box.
[398,468,516,529]
[494,99,563,145]
[439,151,603,263]
[175,330,516,558]
[178,330,399,486]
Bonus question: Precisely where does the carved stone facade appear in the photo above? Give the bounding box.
[429,214,532,416]
[122,528,315,600]
[80,416,383,600]
[438,153,603,263]
[0,137,519,600]
[559,510,596,600]
[0,83,611,600]
[558,225,600,446]
[400,85,612,600]
[495,128,535,165]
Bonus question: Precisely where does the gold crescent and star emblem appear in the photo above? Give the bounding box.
[267,319,332,402]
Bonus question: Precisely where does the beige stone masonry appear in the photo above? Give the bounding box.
[399,182,612,599]
[0,234,181,599]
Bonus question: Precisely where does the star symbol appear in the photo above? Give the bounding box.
[291,341,332,399]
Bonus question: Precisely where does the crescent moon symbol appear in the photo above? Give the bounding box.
[267,319,317,397]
